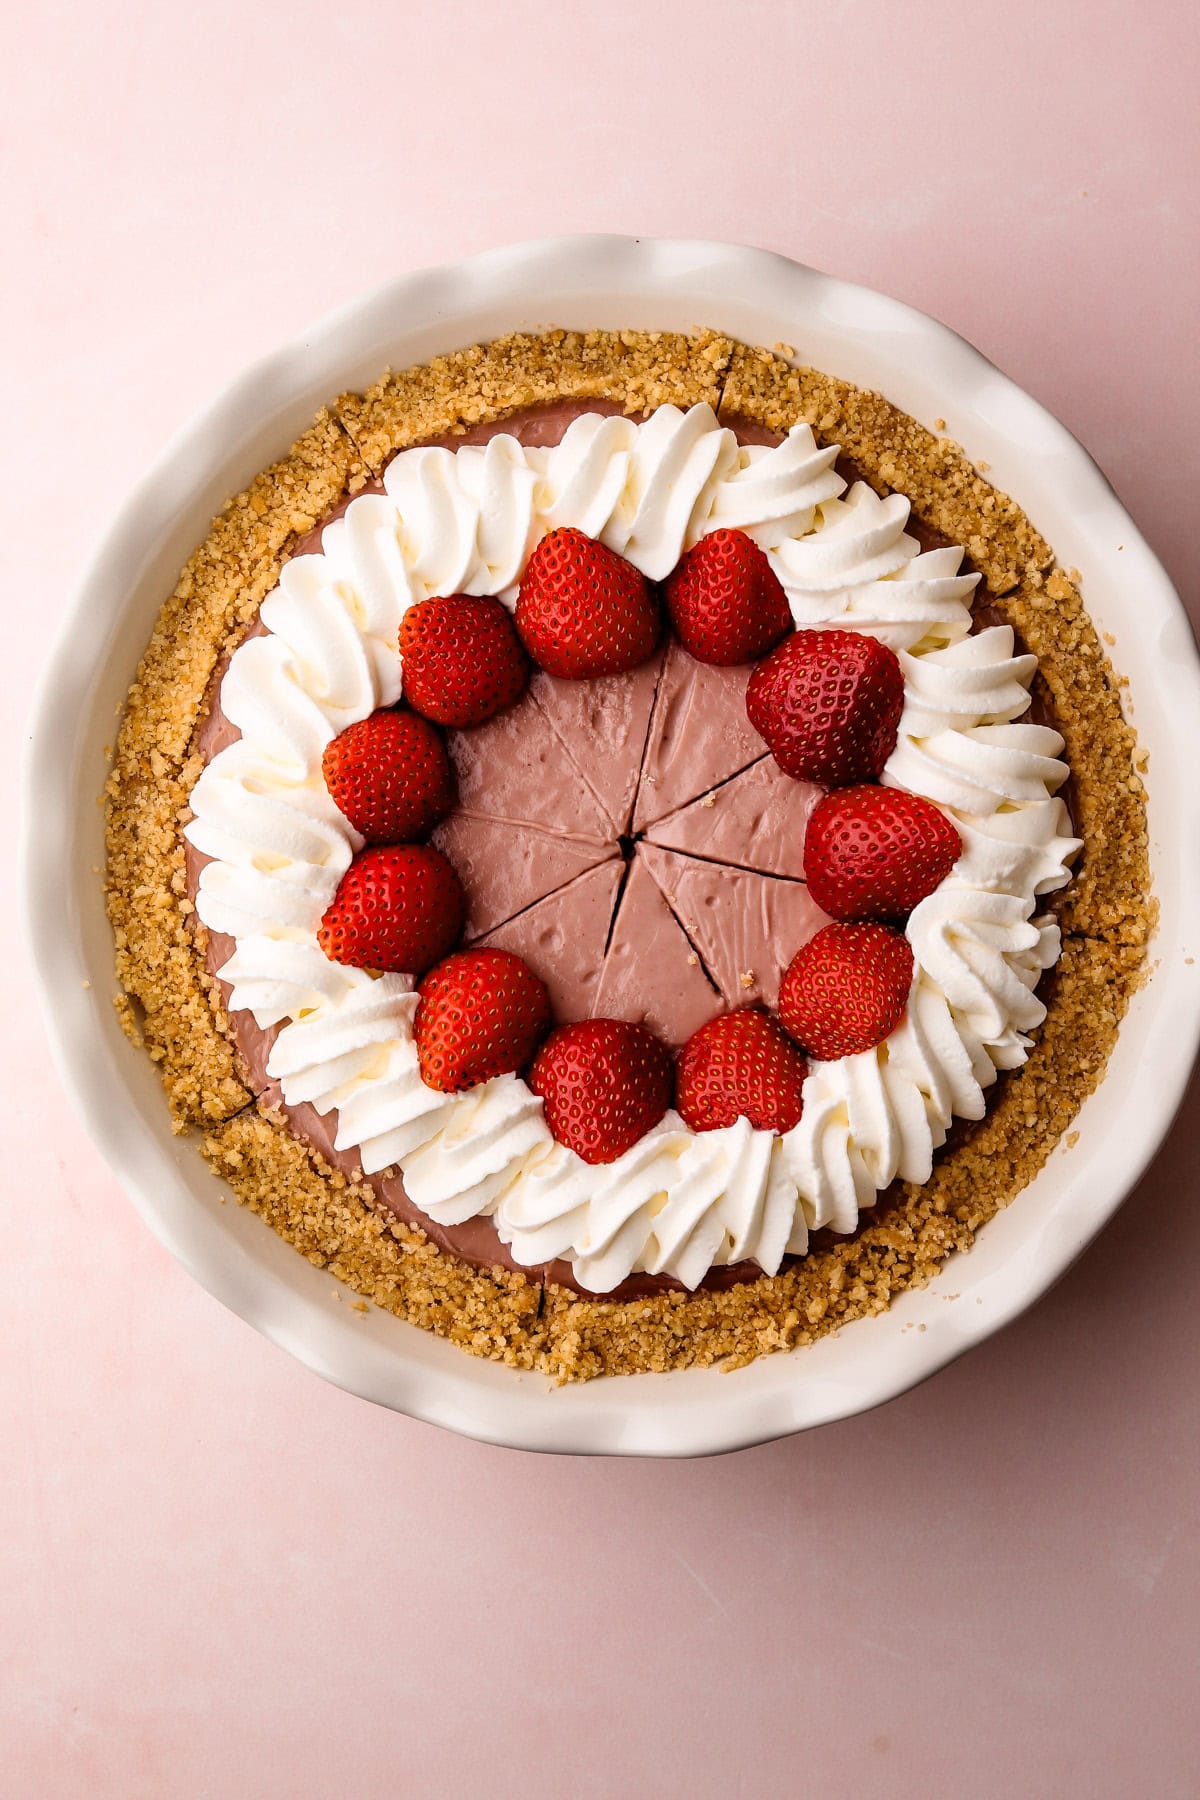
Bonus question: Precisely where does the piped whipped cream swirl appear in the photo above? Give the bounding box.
[185,403,1079,1292]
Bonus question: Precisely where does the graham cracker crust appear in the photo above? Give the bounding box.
[105,330,1153,1381]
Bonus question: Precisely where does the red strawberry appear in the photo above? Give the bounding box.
[515,527,661,679]
[318,844,464,976]
[322,709,455,844]
[399,594,529,728]
[664,528,792,666]
[529,1018,672,1165]
[778,922,914,1061]
[746,628,904,786]
[676,1009,808,1134]
[415,948,550,1093]
[803,785,960,920]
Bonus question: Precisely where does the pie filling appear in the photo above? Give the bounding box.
[183,402,1080,1296]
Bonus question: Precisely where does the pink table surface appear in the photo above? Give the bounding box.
[6,3,1198,1795]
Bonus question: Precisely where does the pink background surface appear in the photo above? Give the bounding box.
[6,3,1198,1794]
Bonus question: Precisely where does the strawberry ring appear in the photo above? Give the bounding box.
[185,405,1078,1293]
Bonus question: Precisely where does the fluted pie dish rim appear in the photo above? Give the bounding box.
[24,235,1200,1455]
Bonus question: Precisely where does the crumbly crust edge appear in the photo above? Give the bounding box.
[105,330,1153,1382]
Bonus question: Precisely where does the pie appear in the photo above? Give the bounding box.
[105,330,1152,1380]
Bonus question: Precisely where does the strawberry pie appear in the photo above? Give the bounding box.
[105,330,1152,1380]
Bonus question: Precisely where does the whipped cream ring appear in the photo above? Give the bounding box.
[185,405,1081,1293]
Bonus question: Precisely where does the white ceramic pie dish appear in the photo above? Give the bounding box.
[23,235,1200,1457]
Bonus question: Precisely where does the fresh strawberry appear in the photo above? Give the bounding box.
[414,948,550,1093]
[778,922,914,1061]
[746,628,904,786]
[399,594,529,728]
[515,527,661,679]
[318,844,464,976]
[676,1008,808,1134]
[322,708,455,844]
[529,1017,672,1165]
[664,528,792,666]
[803,785,960,920]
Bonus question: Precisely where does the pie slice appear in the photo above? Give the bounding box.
[474,860,624,1024]
[592,848,724,1047]
[640,842,831,1012]
[446,692,612,838]
[530,643,666,835]
[632,641,764,832]
[643,757,824,880]
[430,813,617,941]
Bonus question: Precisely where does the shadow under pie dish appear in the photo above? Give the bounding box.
[103,320,1155,1385]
